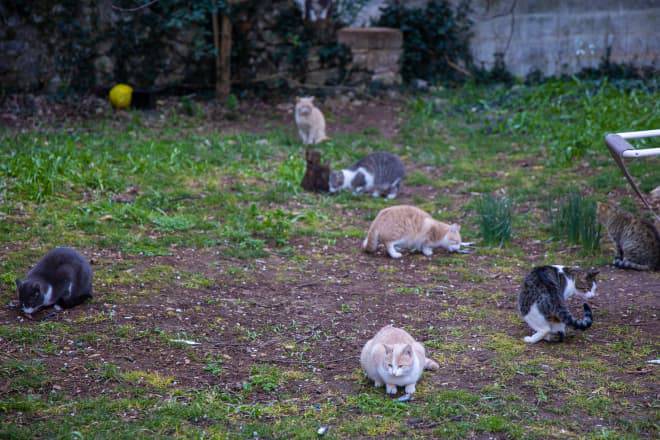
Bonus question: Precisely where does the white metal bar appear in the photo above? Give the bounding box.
[622,148,660,158]
[616,129,660,139]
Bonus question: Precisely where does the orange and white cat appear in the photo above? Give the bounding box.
[363,205,462,258]
[295,96,328,145]
[360,325,439,395]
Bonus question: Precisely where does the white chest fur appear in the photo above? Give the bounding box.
[375,352,423,386]
[43,284,55,306]
[342,168,375,191]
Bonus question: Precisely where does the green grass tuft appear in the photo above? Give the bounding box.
[549,191,602,254]
[476,194,513,247]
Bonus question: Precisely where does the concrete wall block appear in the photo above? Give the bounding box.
[365,49,401,71]
[338,27,403,50]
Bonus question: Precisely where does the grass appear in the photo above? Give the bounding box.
[549,191,603,253]
[475,194,513,246]
[0,78,657,439]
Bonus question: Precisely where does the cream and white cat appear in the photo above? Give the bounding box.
[363,205,462,258]
[295,96,328,145]
[360,325,439,395]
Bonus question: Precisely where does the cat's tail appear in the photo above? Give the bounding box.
[558,303,593,330]
[614,258,652,271]
[362,228,379,253]
[424,358,440,371]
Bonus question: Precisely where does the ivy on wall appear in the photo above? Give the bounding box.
[377,0,473,83]
[2,0,359,92]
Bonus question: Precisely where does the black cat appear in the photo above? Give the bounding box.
[301,148,330,192]
[16,247,93,315]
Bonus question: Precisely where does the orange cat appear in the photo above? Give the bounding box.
[363,205,462,258]
[295,97,328,145]
[360,325,439,396]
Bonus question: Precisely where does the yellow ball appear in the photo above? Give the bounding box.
[109,84,133,110]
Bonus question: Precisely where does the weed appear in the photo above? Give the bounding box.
[476,194,513,246]
[245,364,283,393]
[120,370,174,389]
[549,191,602,253]
[204,357,224,376]
[0,359,48,392]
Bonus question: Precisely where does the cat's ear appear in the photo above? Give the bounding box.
[402,344,412,357]
[450,223,461,233]
[383,344,393,355]
[587,268,600,279]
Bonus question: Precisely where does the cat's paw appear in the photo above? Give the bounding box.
[404,384,416,394]
[422,247,433,257]
[523,336,537,344]
[371,191,380,198]
[54,304,63,311]
[386,384,397,395]
[388,251,403,259]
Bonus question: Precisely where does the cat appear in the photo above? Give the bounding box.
[329,151,405,199]
[518,265,598,344]
[361,325,439,396]
[295,97,328,145]
[16,247,93,315]
[363,205,462,258]
[294,0,332,21]
[597,202,660,271]
[301,149,330,192]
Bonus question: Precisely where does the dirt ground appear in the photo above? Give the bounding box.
[1,96,658,438]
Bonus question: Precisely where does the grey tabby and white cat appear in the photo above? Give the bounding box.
[518,265,598,344]
[329,151,405,199]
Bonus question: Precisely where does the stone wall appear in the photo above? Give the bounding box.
[0,0,351,93]
[0,0,205,93]
[1,1,657,93]
[348,0,660,77]
[338,27,402,85]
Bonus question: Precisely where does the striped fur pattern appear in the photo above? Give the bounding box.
[329,152,405,199]
[597,202,660,271]
[518,265,598,344]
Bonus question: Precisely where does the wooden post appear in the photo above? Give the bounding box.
[213,8,232,99]
[212,12,222,99]
[220,14,232,97]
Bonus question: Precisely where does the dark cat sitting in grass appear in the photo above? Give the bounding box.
[518,265,598,344]
[16,247,93,315]
[301,149,330,192]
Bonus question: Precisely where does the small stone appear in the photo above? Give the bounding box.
[317,426,328,435]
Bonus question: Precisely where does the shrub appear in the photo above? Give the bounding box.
[476,195,513,247]
[377,0,472,83]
